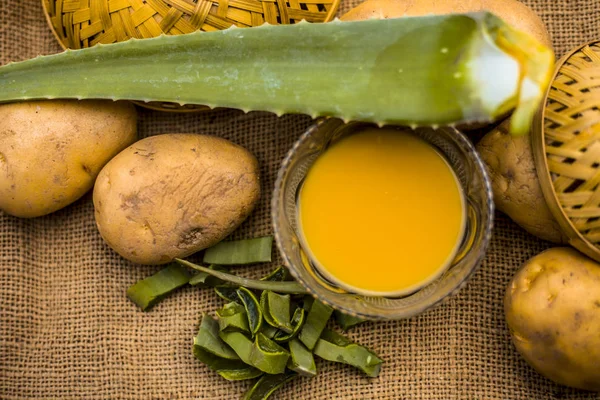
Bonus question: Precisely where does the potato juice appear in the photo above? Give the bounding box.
[298,127,466,296]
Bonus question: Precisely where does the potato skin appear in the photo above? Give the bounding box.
[476,121,568,243]
[0,100,137,218]
[341,0,551,47]
[93,134,260,265]
[505,247,600,391]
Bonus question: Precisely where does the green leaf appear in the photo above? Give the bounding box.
[287,339,317,377]
[298,299,333,350]
[243,372,297,400]
[334,310,368,331]
[216,302,250,333]
[313,329,383,378]
[260,266,292,282]
[126,264,190,311]
[189,265,229,287]
[273,308,305,343]
[219,331,290,375]
[260,291,293,333]
[237,287,263,337]
[203,236,273,265]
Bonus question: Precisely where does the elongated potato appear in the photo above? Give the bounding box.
[505,248,600,391]
[0,100,137,218]
[341,0,551,47]
[93,134,261,265]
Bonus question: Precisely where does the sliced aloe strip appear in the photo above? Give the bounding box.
[298,300,333,351]
[214,286,241,302]
[260,325,279,340]
[237,287,263,337]
[313,329,383,378]
[219,331,290,375]
[176,259,307,294]
[260,291,293,333]
[203,237,273,265]
[216,302,250,333]
[243,372,297,400]
[287,339,317,377]
[260,266,292,282]
[273,308,305,343]
[126,264,190,311]
[334,310,367,331]
[189,265,229,287]
[0,14,553,135]
[193,315,262,381]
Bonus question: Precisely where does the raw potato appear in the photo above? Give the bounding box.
[505,247,600,391]
[93,134,260,265]
[476,122,568,244]
[0,100,137,218]
[341,0,552,47]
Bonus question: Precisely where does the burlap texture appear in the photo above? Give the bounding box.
[1,1,599,399]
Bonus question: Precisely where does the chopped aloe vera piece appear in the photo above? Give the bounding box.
[300,295,315,312]
[217,302,250,333]
[0,15,554,136]
[260,325,279,340]
[260,266,292,282]
[214,286,240,302]
[176,259,307,294]
[237,287,263,337]
[298,300,333,350]
[189,265,228,287]
[220,331,290,375]
[273,308,305,343]
[287,339,317,377]
[243,372,297,400]
[194,314,239,360]
[334,310,368,331]
[193,315,262,381]
[126,264,190,311]
[261,291,293,333]
[314,329,383,378]
[203,236,273,265]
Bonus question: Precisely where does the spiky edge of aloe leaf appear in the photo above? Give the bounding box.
[0,13,552,134]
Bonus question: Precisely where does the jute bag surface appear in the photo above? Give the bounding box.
[1,0,600,398]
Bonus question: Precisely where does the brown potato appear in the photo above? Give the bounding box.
[476,121,568,243]
[505,247,600,391]
[340,0,552,47]
[93,134,261,265]
[0,100,137,218]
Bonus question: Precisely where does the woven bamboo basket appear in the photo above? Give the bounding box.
[41,0,340,112]
[532,40,600,262]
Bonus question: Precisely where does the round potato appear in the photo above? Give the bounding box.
[0,100,137,218]
[476,121,568,244]
[505,247,600,391]
[93,134,260,265]
[341,0,552,47]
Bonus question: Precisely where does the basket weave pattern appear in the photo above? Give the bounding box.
[543,43,600,247]
[43,0,338,49]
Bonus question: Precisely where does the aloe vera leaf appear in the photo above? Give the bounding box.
[243,372,297,400]
[313,329,383,378]
[0,14,553,135]
[177,259,307,294]
[194,314,239,360]
[298,300,333,351]
[287,339,317,377]
[189,265,229,287]
[216,302,250,333]
[260,291,293,333]
[237,287,263,337]
[220,331,290,375]
[260,266,292,282]
[193,315,263,381]
[273,308,305,343]
[214,286,241,302]
[334,310,367,331]
[203,237,273,265]
[126,264,190,311]
[260,324,279,340]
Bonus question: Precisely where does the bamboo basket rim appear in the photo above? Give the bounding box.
[41,0,340,113]
[532,39,600,262]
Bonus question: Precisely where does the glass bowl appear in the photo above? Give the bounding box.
[272,118,494,320]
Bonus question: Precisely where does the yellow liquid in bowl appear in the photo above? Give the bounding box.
[298,128,466,296]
